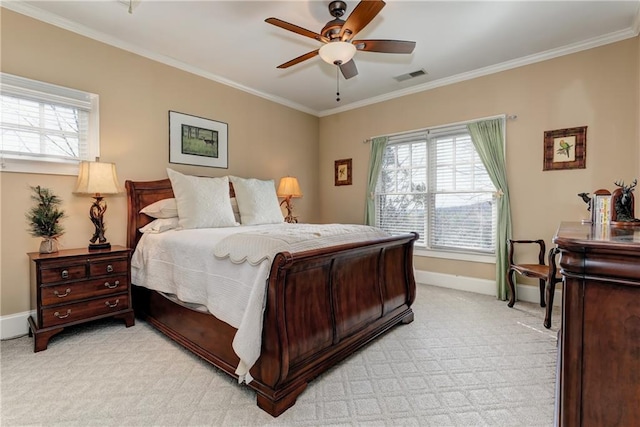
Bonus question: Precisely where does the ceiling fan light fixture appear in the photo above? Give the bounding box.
[319,41,356,65]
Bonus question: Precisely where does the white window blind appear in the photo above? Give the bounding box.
[1,73,99,175]
[377,134,428,245]
[376,123,497,254]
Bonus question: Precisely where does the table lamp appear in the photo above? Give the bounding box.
[277,176,303,223]
[73,161,122,250]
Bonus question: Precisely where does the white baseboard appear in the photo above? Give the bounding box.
[0,310,34,340]
[1,271,559,340]
[415,270,562,307]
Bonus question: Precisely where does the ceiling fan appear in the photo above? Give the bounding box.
[265,0,416,80]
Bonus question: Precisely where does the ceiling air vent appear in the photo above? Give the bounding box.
[394,69,427,82]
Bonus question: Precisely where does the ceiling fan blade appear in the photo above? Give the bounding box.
[266,18,329,43]
[277,49,320,69]
[339,59,358,79]
[339,0,386,41]
[353,39,416,54]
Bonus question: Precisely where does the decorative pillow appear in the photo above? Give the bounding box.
[140,198,178,219]
[229,176,284,225]
[166,168,237,229]
[139,217,179,234]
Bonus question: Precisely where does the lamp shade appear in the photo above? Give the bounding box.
[319,41,356,65]
[277,176,303,198]
[73,161,122,195]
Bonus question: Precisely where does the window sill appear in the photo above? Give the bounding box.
[0,157,81,176]
[414,248,495,264]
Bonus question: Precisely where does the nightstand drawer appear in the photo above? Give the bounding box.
[41,294,130,328]
[89,259,128,277]
[41,276,128,306]
[41,264,87,284]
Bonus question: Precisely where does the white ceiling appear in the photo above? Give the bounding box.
[5,1,640,116]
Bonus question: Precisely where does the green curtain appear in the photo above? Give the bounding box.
[467,119,513,300]
[364,136,388,226]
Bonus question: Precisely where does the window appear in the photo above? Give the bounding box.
[1,73,99,175]
[376,123,497,255]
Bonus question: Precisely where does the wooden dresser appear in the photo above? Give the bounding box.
[28,245,135,352]
[553,222,640,426]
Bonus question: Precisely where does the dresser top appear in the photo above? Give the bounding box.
[554,222,640,252]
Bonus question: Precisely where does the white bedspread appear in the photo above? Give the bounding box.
[131,223,390,383]
[214,223,389,265]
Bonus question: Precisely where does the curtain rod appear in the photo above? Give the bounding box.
[362,113,517,143]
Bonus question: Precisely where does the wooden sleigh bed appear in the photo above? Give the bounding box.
[126,178,418,417]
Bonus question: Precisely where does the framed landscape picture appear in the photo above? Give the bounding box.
[169,111,228,168]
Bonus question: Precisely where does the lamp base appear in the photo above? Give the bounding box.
[284,215,298,224]
[88,242,111,251]
[280,197,298,224]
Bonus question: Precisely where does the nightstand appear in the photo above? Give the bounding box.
[27,245,135,352]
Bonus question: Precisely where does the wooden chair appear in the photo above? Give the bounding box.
[506,239,561,329]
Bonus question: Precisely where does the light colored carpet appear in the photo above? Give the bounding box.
[1,284,559,426]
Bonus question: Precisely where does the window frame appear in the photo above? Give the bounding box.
[0,73,99,175]
[374,121,498,262]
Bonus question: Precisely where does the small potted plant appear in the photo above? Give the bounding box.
[26,186,66,253]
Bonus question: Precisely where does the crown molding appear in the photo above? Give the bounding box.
[318,27,639,117]
[1,1,320,116]
[4,1,636,119]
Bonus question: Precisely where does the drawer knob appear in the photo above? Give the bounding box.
[104,280,120,289]
[106,265,114,273]
[54,288,71,298]
[61,270,69,279]
[54,309,71,319]
[105,299,120,308]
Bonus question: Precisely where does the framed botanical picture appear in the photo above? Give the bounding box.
[334,158,352,186]
[169,111,228,168]
[543,126,587,171]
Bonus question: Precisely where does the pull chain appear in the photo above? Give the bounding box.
[336,66,340,102]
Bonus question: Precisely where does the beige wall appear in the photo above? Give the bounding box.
[1,8,638,317]
[319,37,640,280]
[0,9,320,316]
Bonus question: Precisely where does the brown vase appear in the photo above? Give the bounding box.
[39,238,59,254]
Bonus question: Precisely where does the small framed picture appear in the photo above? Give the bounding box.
[543,126,587,171]
[169,111,228,169]
[334,158,352,186]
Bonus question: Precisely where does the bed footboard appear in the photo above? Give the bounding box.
[253,232,418,416]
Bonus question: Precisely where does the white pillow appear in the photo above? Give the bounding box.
[167,168,237,229]
[139,217,179,234]
[140,198,178,219]
[229,176,284,225]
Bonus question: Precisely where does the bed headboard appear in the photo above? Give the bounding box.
[125,178,235,250]
[126,179,174,250]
